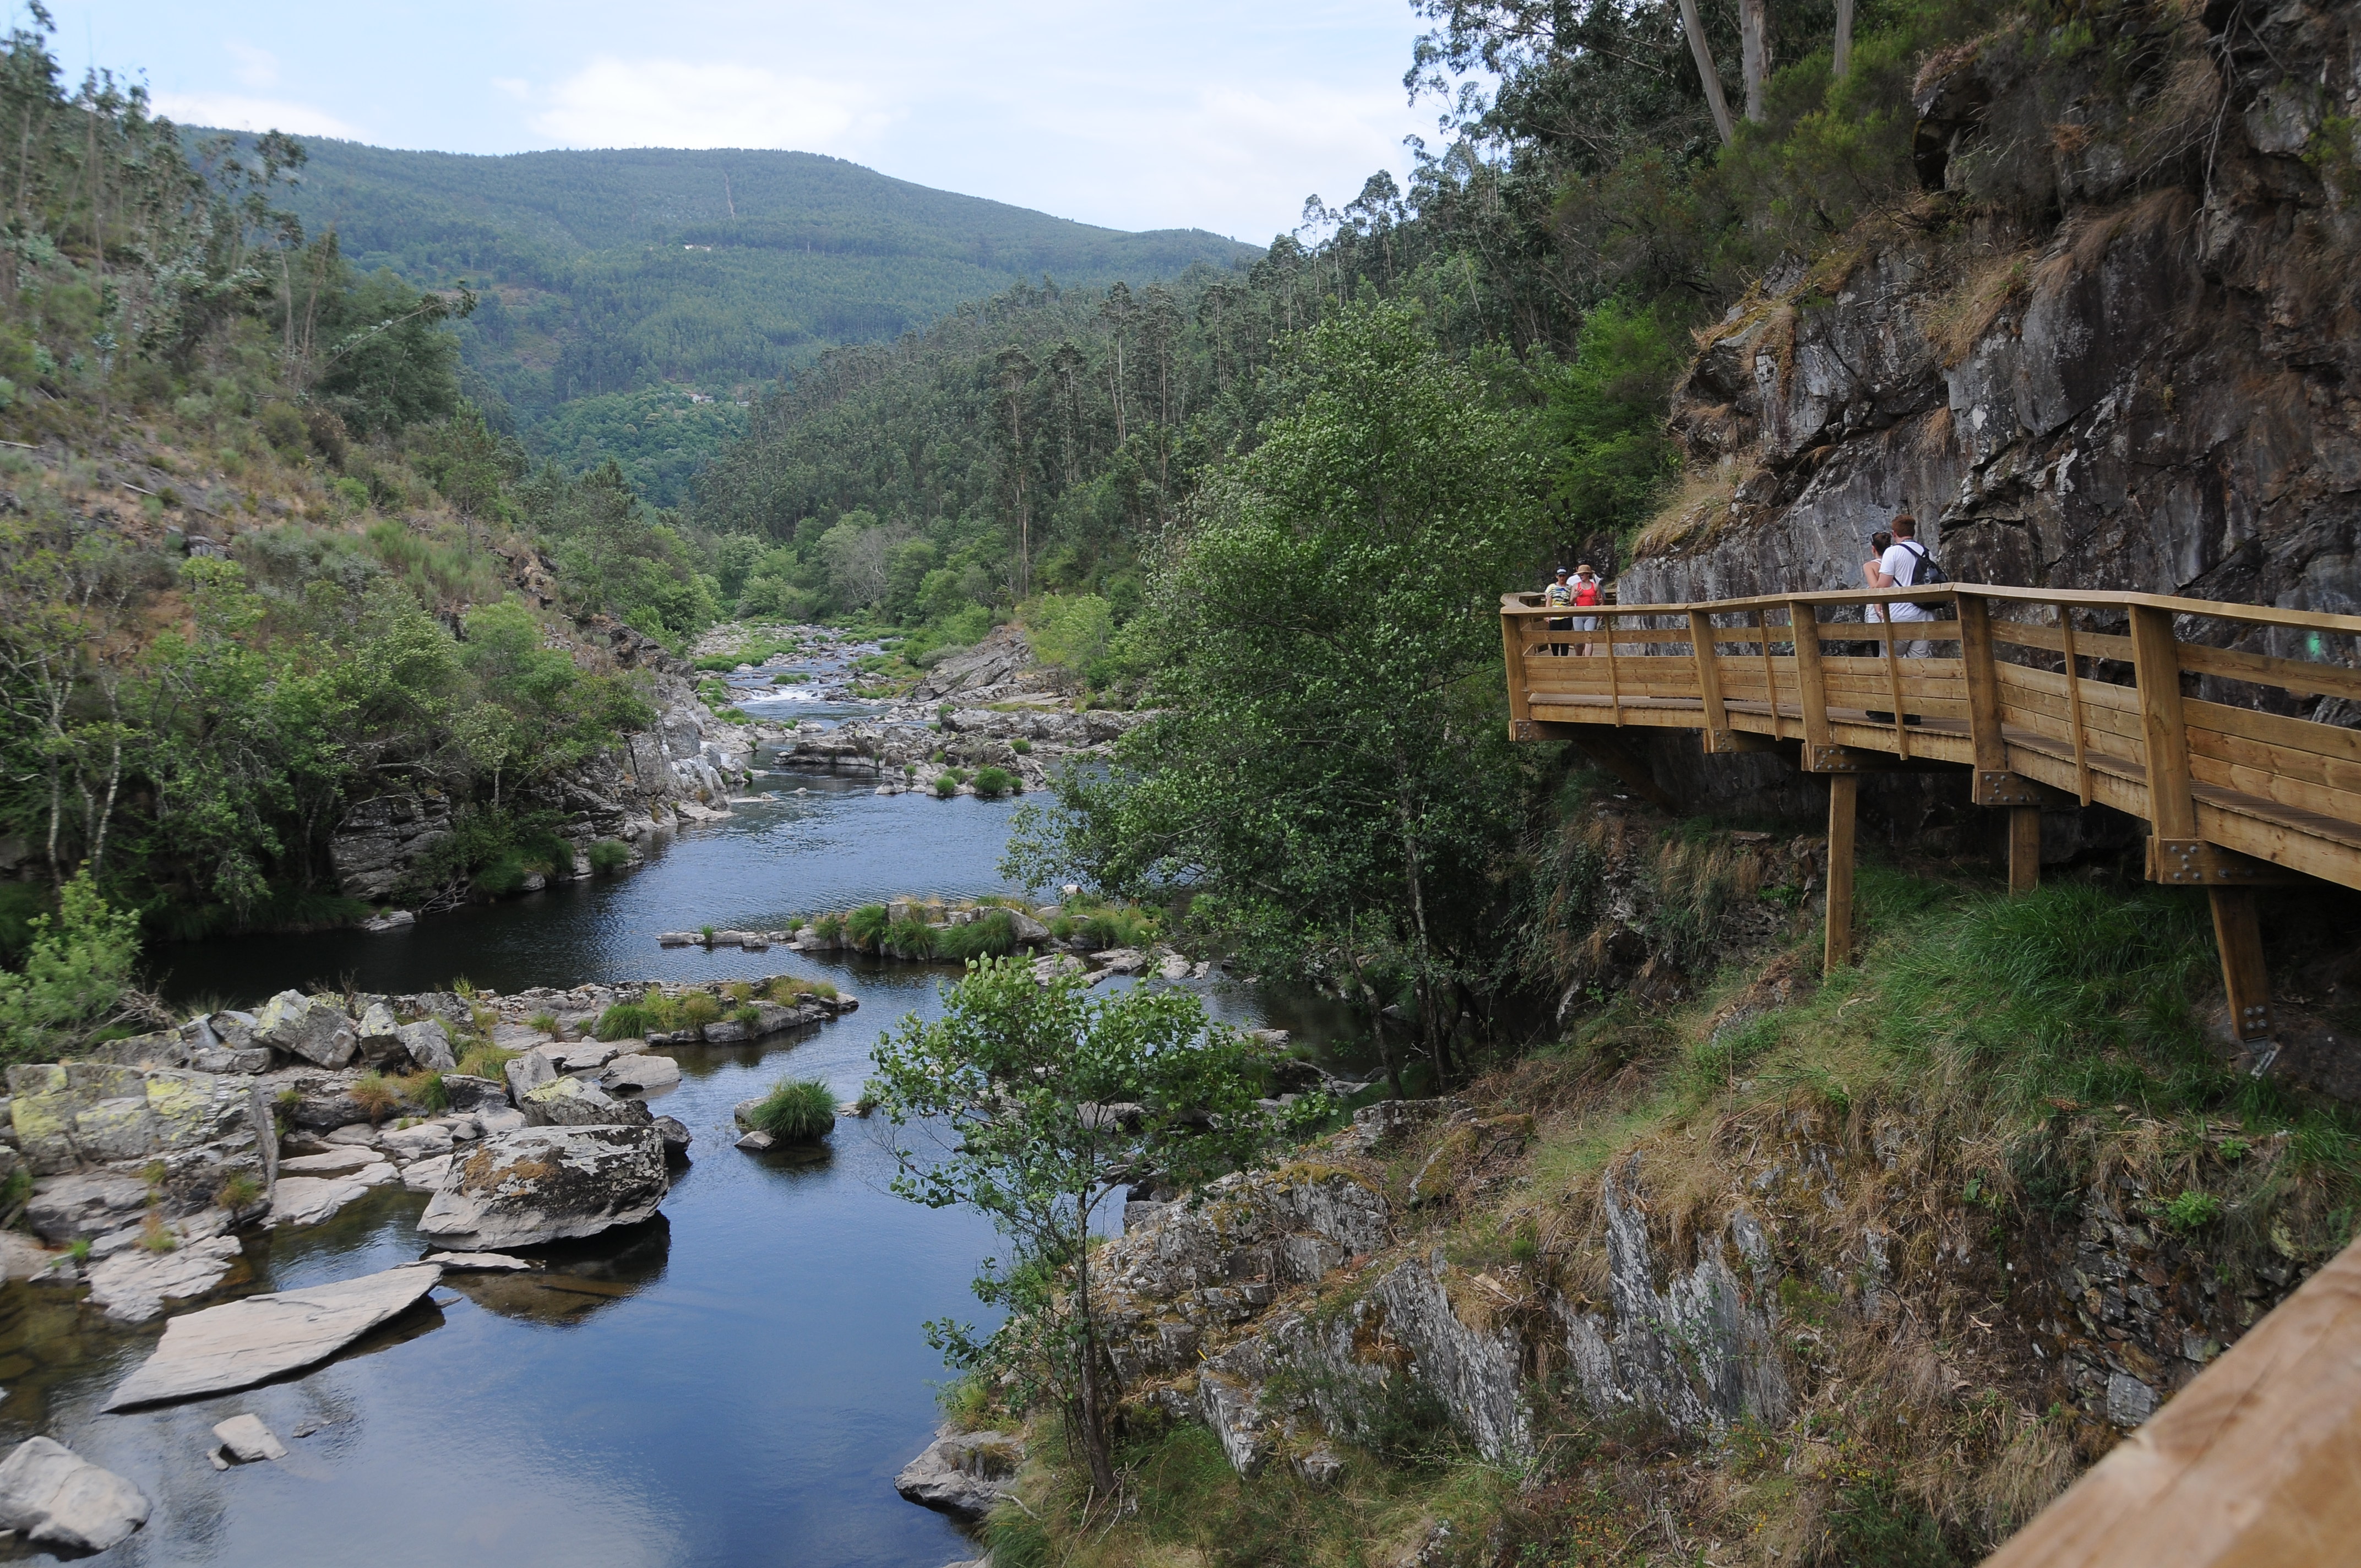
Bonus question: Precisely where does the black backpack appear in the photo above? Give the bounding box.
[1898,540,1949,585]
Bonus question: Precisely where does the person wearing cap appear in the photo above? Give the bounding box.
[1863,510,1935,658]
[1570,564,1603,656]
[1543,567,1574,655]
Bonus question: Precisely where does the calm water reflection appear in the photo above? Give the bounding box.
[0,755,1351,1566]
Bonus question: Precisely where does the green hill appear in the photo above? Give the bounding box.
[235,138,1262,499]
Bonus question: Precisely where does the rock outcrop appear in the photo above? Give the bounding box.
[894,1427,1026,1521]
[0,1438,150,1553]
[1626,1,2361,636]
[9,1063,276,1237]
[417,1125,670,1250]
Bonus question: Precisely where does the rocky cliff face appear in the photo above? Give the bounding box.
[1625,0,2361,670]
[1101,1092,2309,1496]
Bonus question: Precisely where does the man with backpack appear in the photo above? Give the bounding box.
[1543,567,1574,656]
[1862,510,1944,657]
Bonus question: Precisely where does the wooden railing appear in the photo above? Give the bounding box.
[1502,582,2361,1043]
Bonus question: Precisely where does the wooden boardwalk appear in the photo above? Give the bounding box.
[1502,582,2361,1050]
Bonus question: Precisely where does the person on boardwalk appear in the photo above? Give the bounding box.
[1863,511,1935,657]
[1570,563,1603,656]
[1543,567,1574,655]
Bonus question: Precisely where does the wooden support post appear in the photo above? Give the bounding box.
[2008,807,2042,895]
[1689,608,1731,750]
[1502,605,1532,739]
[1791,599,1834,764]
[1878,612,1912,760]
[1824,773,1858,973]
[2208,888,2275,1047]
[2129,604,2197,840]
[1758,607,1783,739]
[2059,603,2092,805]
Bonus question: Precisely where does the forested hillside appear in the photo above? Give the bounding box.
[241,138,1259,500]
[0,15,747,1019]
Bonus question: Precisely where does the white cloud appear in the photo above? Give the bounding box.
[149,91,367,141]
[225,42,278,89]
[524,57,887,151]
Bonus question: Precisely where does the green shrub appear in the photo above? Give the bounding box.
[587,839,633,873]
[764,975,837,1001]
[529,1011,558,1034]
[732,1004,763,1027]
[474,856,527,897]
[214,1172,262,1213]
[938,910,1018,962]
[2160,1190,2222,1232]
[845,903,892,950]
[749,1077,837,1140]
[596,1003,654,1041]
[933,774,959,798]
[678,992,723,1028]
[1010,738,1031,755]
[971,766,1017,799]
[407,1071,450,1113]
[812,913,845,944]
[885,917,939,958]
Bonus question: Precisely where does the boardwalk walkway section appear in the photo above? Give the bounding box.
[1502,582,2361,1053]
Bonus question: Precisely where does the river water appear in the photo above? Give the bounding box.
[0,680,1320,1566]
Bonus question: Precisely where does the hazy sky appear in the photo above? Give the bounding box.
[41,1,1446,242]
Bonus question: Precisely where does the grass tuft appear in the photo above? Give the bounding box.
[748,1077,837,1140]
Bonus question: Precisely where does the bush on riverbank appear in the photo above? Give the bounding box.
[595,1004,653,1041]
[972,766,1019,799]
[587,839,634,873]
[748,1077,836,1140]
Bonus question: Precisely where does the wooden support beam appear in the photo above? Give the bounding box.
[2208,888,2276,1047]
[1790,599,1832,757]
[1825,774,1858,973]
[1958,594,2008,772]
[2129,603,2197,839]
[1982,1234,2361,1568]
[2008,807,2042,895]
[1688,608,1735,752]
[2146,839,2302,886]
[1502,602,1532,739]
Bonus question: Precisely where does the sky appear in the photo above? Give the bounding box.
[40,0,1452,242]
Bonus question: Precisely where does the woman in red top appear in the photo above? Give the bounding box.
[1571,564,1603,656]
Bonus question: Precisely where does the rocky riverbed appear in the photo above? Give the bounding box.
[0,973,875,1553]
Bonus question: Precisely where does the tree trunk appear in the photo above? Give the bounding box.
[1739,0,1772,123]
[1071,1222,1120,1496]
[1833,0,1854,78]
[1675,0,1737,143]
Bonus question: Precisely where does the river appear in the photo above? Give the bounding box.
[0,677,1329,1567]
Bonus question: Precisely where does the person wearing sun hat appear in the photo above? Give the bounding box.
[1570,563,1603,656]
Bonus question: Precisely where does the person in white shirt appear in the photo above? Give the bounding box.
[1863,511,1935,657]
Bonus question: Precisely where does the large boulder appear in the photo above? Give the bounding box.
[894,1427,1025,1521]
[417,1125,670,1250]
[6,1064,274,1211]
[0,1437,150,1552]
[438,1073,508,1115]
[503,1050,557,1106]
[601,1053,681,1092]
[355,1001,407,1065]
[104,1263,444,1411]
[25,1171,149,1244]
[520,1075,651,1129]
[84,1233,244,1324]
[252,992,358,1069]
[399,1019,458,1072]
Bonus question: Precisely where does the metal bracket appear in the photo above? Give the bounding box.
[1973,770,2047,807]
[2145,839,2300,886]
[1511,718,1537,742]
[1705,729,1781,755]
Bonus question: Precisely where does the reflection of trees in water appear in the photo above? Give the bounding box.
[663,1034,820,1080]
[445,1214,672,1326]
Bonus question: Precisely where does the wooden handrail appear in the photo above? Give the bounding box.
[1503,582,2361,638]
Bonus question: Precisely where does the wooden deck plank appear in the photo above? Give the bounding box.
[1981,1238,2361,1568]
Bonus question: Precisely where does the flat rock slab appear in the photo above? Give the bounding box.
[894,1427,1024,1521]
[0,1436,150,1552]
[211,1413,286,1462]
[265,1175,370,1228]
[402,1154,454,1193]
[84,1234,244,1324]
[602,1053,681,1092]
[423,1251,538,1272]
[279,1146,381,1177]
[104,1263,443,1411]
